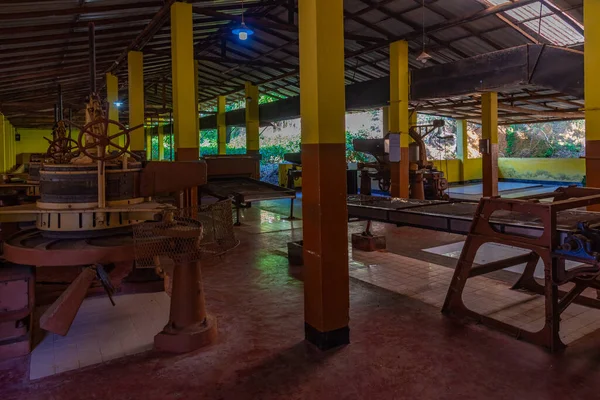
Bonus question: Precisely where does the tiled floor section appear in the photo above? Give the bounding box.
[30,292,170,380]
[424,241,584,279]
[7,199,600,399]
[349,248,600,345]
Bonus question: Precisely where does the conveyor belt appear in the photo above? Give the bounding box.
[202,177,296,202]
[347,195,600,236]
[201,177,297,225]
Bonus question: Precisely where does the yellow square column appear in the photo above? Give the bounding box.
[194,60,200,149]
[4,119,13,171]
[389,40,410,198]
[171,2,198,161]
[158,123,164,160]
[146,121,153,160]
[585,0,600,191]
[106,73,124,149]
[382,106,389,136]
[481,92,498,197]
[409,110,417,144]
[299,0,349,350]
[245,82,259,154]
[9,124,15,169]
[456,119,469,182]
[128,51,145,152]
[217,96,227,154]
[0,114,5,172]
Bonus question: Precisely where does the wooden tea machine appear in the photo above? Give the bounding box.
[0,23,226,359]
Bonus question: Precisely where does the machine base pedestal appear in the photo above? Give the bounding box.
[351,233,386,252]
[305,323,349,351]
[154,315,217,353]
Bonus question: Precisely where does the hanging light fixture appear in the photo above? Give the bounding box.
[416,0,432,64]
[232,0,254,41]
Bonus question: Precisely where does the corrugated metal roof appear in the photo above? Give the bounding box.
[484,0,583,46]
[0,0,585,127]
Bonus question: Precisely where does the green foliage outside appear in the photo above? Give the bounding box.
[498,120,584,158]
[147,104,584,171]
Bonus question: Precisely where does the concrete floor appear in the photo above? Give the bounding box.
[3,197,600,399]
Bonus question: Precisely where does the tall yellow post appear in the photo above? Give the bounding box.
[481,92,498,197]
[245,82,260,154]
[456,119,469,182]
[217,96,227,154]
[0,114,5,172]
[585,0,600,192]
[299,0,349,350]
[0,114,7,172]
[158,123,164,160]
[382,106,389,136]
[171,2,198,161]
[389,40,410,198]
[128,51,145,152]
[146,120,153,160]
[10,124,15,169]
[106,73,124,149]
[4,120,13,171]
[194,60,200,151]
[408,110,417,144]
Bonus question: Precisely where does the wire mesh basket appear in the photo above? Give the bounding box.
[132,199,238,268]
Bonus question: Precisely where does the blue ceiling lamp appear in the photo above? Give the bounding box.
[232,0,254,41]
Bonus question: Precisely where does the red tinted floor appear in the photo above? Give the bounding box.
[3,218,600,399]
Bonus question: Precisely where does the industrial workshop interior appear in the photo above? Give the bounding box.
[2,0,600,398]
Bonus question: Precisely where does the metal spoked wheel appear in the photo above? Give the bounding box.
[74,117,143,161]
[46,137,81,164]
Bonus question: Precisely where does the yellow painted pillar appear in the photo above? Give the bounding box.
[146,120,153,160]
[245,82,260,154]
[382,106,389,136]
[389,40,410,198]
[105,73,123,150]
[299,0,349,349]
[158,123,164,160]
[408,110,417,144]
[4,120,13,171]
[171,2,198,161]
[128,51,145,152]
[481,92,498,197]
[10,124,15,169]
[456,119,469,182]
[585,0,600,191]
[217,96,227,154]
[0,114,5,172]
[194,60,200,149]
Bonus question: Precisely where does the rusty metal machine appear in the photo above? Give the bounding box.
[347,186,600,351]
[442,187,600,352]
[0,23,225,359]
[283,152,302,190]
[200,154,297,226]
[353,120,448,200]
[408,120,449,200]
[353,139,390,195]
